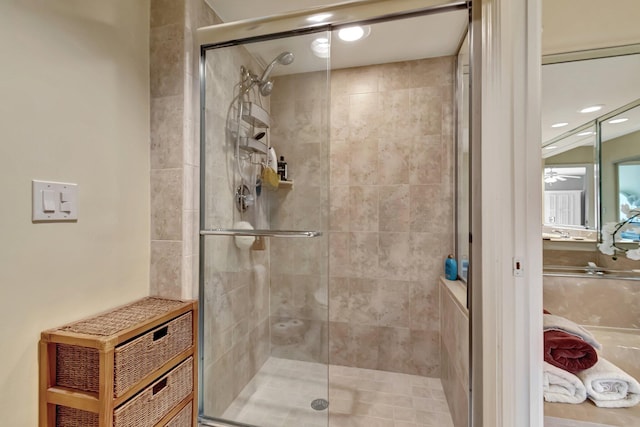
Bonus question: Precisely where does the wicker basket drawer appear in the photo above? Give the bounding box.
[164,401,192,427]
[56,312,193,397]
[56,402,193,427]
[113,357,193,427]
[114,312,193,397]
[56,406,98,427]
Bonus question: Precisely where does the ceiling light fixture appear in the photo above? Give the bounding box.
[310,37,330,58]
[577,131,595,136]
[337,25,370,42]
[608,117,628,124]
[544,146,557,150]
[579,105,603,114]
[307,13,332,23]
[551,122,568,128]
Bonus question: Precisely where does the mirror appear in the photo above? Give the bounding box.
[542,124,597,238]
[541,49,640,245]
[600,102,640,229]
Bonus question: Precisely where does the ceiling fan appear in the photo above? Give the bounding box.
[544,168,581,183]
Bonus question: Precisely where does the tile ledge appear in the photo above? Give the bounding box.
[440,277,468,315]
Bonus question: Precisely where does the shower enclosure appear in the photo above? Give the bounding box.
[198,2,470,427]
[199,30,331,427]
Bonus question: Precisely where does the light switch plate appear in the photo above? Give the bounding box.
[32,180,78,222]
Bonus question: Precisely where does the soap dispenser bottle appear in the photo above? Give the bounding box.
[445,254,458,280]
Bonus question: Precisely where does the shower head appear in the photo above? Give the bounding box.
[258,51,294,96]
[277,51,295,65]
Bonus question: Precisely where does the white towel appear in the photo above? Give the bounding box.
[543,361,587,404]
[576,357,640,408]
[543,314,602,350]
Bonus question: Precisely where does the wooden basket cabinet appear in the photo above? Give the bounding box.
[39,297,198,427]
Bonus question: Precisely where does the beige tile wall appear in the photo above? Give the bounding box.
[200,41,273,415]
[151,0,273,417]
[440,279,469,427]
[327,57,455,376]
[149,0,216,300]
[269,71,330,364]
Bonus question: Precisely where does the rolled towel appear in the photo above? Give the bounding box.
[544,330,598,373]
[576,357,640,408]
[543,314,602,350]
[543,361,587,404]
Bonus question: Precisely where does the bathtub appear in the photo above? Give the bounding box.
[545,327,640,427]
[441,278,640,426]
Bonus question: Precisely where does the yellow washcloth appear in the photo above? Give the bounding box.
[262,166,280,190]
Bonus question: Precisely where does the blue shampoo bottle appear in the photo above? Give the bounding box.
[445,254,458,280]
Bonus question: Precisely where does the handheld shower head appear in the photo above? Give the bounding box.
[277,51,295,65]
[258,51,294,96]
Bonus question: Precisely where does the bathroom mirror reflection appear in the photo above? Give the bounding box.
[541,49,640,246]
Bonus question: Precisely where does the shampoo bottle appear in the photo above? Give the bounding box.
[277,156,288,181]
[445,254,458,280]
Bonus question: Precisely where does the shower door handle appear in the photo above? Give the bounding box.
[200,229,322,238]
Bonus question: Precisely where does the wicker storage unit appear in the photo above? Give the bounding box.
[39,297,198,427]
[164,401,192,427]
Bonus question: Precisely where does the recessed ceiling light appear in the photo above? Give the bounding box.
[577,131,595,136]
[579,105,603,114]
[551,122,568,128]
[337,25,370,42]
[608,117,628,124]
[307,13,332,23]
[310,37,330,58]
[544,146,557,150]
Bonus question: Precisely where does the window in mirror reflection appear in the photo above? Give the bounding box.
[618,162,640,224]
[600,102,640,227]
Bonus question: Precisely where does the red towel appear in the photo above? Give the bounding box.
[544,330,598,373]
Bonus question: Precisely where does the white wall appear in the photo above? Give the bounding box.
[0,1,150,424]
[542,0,640,55]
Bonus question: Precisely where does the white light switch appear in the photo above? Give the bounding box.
[32,180,78,222]
[42,190,56,212]
[60,202,72,213]
[60,191,71,202]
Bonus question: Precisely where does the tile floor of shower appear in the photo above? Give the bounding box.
[201,357,454,427]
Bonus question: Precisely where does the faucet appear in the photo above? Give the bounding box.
[552,229,570,238]
[585,262,604,275]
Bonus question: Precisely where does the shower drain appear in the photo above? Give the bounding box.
[310,398,329,411]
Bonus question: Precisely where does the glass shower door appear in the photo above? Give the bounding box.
[199,31,330,427]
